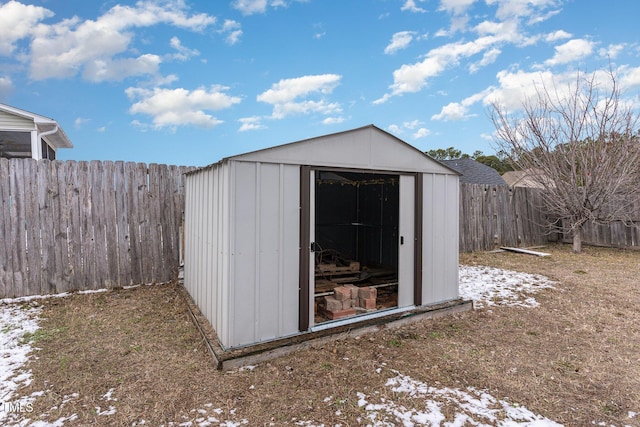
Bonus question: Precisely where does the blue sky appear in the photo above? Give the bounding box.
[1,0,639,167]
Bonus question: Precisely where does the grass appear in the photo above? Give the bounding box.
[11,243,640,426]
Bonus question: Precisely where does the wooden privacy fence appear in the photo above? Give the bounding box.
[2,160,636,298]
[458,183,557,252]
[0,158,194,298]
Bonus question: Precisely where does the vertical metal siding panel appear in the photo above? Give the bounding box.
[446,175,460,299]
[279,165,300,336]
[257,163,281,341]
[203,167,213,329]
[280,164,301,336]
[220,162,232,347]
[216,165,226,342]
[184,174,193,296]
[208,166,218,334]
[398,175,415,307]
[432,174,447,302]
[231,161,257,347]
[428,174,459,303]
[421,174,434,305]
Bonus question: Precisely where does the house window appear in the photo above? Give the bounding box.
[41,139,56,160]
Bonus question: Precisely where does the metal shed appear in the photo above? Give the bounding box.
[184,125,464,352]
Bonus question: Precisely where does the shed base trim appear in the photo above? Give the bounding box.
[178,285,472,371]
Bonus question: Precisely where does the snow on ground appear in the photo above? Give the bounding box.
[459,265,556,308]
[1,267,637,426]
[0,302,42,425]
[357,369,563,426]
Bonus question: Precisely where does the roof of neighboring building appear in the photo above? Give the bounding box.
[0,103,73,150]
[440,158,507,186]
[502,169,548,188]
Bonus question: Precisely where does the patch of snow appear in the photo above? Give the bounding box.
[102,388,117,401]
[459,265,555,308]
[0,302,41,425]
[355,370,563,426]
[95,405,117,416]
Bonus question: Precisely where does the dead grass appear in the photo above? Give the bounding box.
[13,243,640,426]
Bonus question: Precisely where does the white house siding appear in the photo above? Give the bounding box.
[0,110,35,130]
[421,173,459,304]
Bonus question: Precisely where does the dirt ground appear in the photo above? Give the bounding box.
[12,243,640,426]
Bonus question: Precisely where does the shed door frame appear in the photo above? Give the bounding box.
[298,166,423,332]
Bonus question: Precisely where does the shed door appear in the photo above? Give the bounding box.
[301,168,416,331]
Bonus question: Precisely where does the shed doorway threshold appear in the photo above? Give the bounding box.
[179,285,472,371]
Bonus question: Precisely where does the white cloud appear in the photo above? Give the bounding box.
[401,0,427,13]
[238,116,266,131]
[413,127,431,138]
[0,1,53,56]
[387,124,402,134]
[220,20,242,45]
[439,0,476,15]
[432,102,468,121]
[125,85,241,129]
[83,54,162,82]
[74,117,90,128]
[0,75,13,99]
[544,38,594,66]
[403,119,423,130]
[384,31,416,54]
[376,35,501,102]
[619,65,640,89]
[599,43,627,60]
[386,121,430,139]
[486,0,559,21]
[322,116,345,125]
[432,88,489,121]
[28,0,216,81]
[169,37,199,61]
[232,0,267,15]
[257,74,342,119]
[545,30,571,42]
[469,47,501,73]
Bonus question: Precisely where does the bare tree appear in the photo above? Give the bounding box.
[490,70,640,253]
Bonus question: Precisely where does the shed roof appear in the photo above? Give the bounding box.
[218,125,459,174]
[0,103,73,150]
[441,158,506,186]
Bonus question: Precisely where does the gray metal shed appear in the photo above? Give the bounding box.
[184,125,463,351]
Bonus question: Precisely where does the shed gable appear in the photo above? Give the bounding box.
[230,125,456,174]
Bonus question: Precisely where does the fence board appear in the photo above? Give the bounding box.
[65,161,82,292]
[0,159,12,296]
[147,164,163,282]
[9,160,26,297]
[51,161,70,291]
[37,160,55,294]
[25,160,43,296]
[127,162,144,285]
[102,161,119,287]
[114,161,132,286]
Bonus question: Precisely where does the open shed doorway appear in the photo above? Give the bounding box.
[312,170,401,324]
